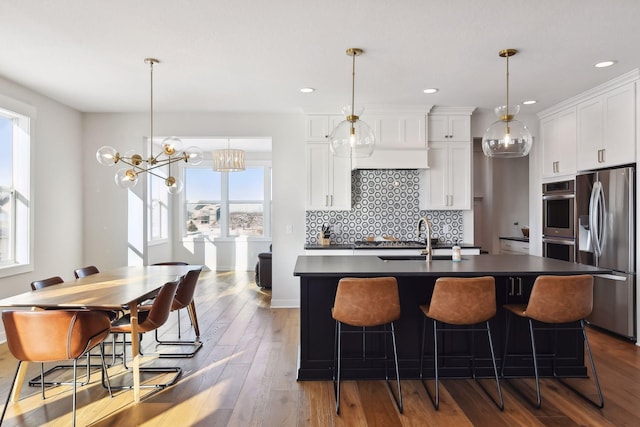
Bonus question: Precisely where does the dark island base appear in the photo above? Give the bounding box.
[298,275,587,381]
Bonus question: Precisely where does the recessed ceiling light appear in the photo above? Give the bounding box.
[300,87,315,93]
[595,60,616,68]
[423,88,439,94]
[522,100,537,105]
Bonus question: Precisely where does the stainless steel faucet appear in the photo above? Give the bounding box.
[417,217,432,262]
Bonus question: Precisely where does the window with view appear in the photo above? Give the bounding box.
[0,101,32,276]
[184,164,271,238]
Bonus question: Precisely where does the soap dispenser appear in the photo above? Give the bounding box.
[452,242,462,262]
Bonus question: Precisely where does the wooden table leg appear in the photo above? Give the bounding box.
[129,302,140,403]
[10,362,29,403]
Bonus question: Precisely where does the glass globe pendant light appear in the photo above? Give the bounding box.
[328,48,375,158]
[482,49,532,158]
[96,58,203,193]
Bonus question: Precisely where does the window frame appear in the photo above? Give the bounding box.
[0,94,34,278]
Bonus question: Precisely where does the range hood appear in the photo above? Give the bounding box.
[351,149,429,169]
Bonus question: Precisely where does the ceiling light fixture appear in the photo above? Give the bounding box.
[482,49,532,158]
[96,58,203,193]
[423,88,439,94]
[300,87,315,93]
[328,48,375,158]
[212,139,245,172]
[522,100,537,105]
[595,60,616,68]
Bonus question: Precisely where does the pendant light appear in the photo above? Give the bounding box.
[96,58,203,193]
[482,49,532,158]
[328,48,375,158]
[212,139,246,172]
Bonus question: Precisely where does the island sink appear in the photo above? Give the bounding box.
[378,255,462,261]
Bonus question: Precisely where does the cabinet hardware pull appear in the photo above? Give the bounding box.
[325,195,329,206]
[517,277,523,296]
[509,277,515,296]
[330,195,333,206]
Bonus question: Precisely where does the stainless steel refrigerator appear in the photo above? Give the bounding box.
[576,165,636,340]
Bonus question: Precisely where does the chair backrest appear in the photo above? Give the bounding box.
[332,277,400,327]
[173,268,202,311]
[139,280,180,332]
[427,276,496,325]
[2,310,111,362]
[30,276,64,291]
[525,275,593,323]
[152,262,189,266]
[74,265,100,279]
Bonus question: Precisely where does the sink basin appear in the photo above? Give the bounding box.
[378,255,463,261]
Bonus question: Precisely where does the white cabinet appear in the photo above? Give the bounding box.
[306,143,351,210]
[304,115,343,142]
[367,113,427,149]
[428,114,471,142]
[421,141,471,210]
[540,107,577,178]
[500,239,530,255]
[577,82,636,170]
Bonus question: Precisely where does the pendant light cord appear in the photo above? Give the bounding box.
[149,59,154,160]
[505,52,510,124]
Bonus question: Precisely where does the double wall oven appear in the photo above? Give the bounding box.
[542,180,575,262]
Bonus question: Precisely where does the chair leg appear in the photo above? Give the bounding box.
[387,321,403,413]
[421,318,440,410]
[72,359,77,427]
[500,312,512,378]
[555,320,605,408]
[484,321,504,410]
[152,307,203,358]
[1,362,22,425]
[528,319,542,408]
[333,320,341,414]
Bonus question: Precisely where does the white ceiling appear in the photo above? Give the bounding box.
[1,0,639,115]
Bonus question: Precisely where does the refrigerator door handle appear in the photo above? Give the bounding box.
[589,181,601,257]
[596,181,607,256]
[594,273,627,282]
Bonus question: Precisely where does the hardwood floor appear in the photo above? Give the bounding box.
[1,270,640,426]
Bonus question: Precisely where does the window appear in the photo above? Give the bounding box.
[147,167,170,243]
[183,164,271,238]
[0,98,32,277]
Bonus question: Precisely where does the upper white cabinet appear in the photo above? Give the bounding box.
[428,114,471,142]
[305,115,343,142]
[421,141,471,210]
[306,142,351,210]
[540,107,577,178]
[366,113,427,149]
[576,82,636,170]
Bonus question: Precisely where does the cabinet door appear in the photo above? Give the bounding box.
[448,115,471,142]
[306,143,331,209]
[424,142,449,209]
[540,115,558,178]
[577,97,604,171]
[369,114,426,149]
[428,115,449,141]
[305,115,344,142]
[555,107,577,175]
[449,142,471,209]
[330,152,352,210]
[603,82,636,167]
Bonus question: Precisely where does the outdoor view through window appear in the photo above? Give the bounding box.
[185,166,268,238]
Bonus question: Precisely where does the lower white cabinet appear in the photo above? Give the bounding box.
[306,143,351,210]
[421,141,471,210]
[500,239,529,255]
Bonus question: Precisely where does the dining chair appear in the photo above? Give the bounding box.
[1,310,113,427]
[146,265,203,358]
[419,276,503,410]
[73,265,100,279]
[501,274,604,408]
[332,276,403,414]
[105,279,182,389]
[28,276,97,390]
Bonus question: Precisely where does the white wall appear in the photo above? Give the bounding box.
[0,76,84,340]
[82,112,306,308]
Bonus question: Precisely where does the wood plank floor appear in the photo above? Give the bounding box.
[1,270,640,426]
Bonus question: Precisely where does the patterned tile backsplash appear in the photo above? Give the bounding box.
[306,169,463,244]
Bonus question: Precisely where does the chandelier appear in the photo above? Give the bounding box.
[328,48,375,158]
[212,139,245,172]
[96,58,203,194]
[482,49,532,158]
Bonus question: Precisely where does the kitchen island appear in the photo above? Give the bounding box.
[293,254,609,381]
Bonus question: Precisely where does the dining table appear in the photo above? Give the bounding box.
[0,264,201,403]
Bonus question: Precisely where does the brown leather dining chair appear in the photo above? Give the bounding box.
[74,265,100,279]
[30,276,65,291]
[1,310,113,427]
[147,266,203,358]
[420,276,504,410]
[501,274,604,409]
[105,279,182,389]
[332,276,403,414]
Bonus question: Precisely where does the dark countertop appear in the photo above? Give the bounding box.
[499,236,530,243]
[294,254,608,277]
[304,243,481,250]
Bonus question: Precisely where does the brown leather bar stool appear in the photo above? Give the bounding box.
[420,276,504,410]
[501,274,604,408]
[332,277,402,414]
[1,310,113,427]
